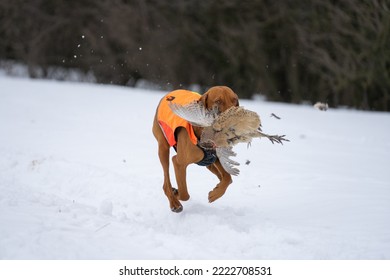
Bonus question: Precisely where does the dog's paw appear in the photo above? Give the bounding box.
[208,187,226,203]
[171,205,183,213]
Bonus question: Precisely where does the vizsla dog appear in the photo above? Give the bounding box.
[152,86,239,212]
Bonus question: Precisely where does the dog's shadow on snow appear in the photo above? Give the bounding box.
[182,201,248,220]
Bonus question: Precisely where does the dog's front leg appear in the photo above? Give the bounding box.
[153,119,183,212]
[172,155,190,201]
[158,143,183,213]
[208,160,233,203]
[173,128,204,208]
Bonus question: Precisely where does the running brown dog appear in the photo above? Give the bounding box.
[152,86,239,212]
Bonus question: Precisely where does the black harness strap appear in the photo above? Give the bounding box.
[196,145,217,166]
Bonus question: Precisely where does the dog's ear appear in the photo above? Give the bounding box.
[199,92,209,108]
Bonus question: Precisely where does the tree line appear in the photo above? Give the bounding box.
[1,0,389,111]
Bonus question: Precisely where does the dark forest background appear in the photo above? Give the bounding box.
[1,0,389,111]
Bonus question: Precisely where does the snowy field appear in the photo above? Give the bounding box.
[0,75,389,260]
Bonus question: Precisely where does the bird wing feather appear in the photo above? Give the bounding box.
[216,147,240,176]
[169,101,217,127]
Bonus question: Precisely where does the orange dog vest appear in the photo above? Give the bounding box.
[157,90,201,147]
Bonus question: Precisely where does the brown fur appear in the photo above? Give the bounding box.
[152,86,239,212]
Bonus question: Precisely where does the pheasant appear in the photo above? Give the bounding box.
[169,101,289,175]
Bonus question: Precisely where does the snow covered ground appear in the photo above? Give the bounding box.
[1,75,389,259]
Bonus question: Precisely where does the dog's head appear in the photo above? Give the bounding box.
[199,86,239,113]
